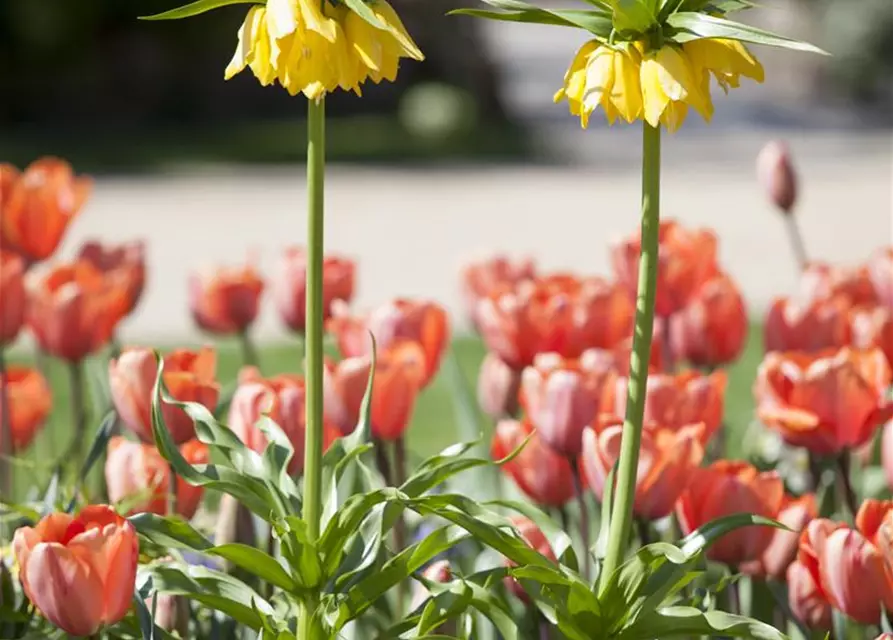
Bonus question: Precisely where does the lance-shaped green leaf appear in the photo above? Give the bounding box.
[450,0,613,36]
[603,0,657,32]
[141,0,260,20]
[666,12,828,53]
[275,516,324,591]
[486,499,579,573]
[617,606,789,639]
[67,410,118,513]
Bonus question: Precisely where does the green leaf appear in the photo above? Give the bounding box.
[618,606,788,639]
[67,410,118,512]
[594,461,618,562]
[665,12,828,54]
[677,513,789,558]
[275,516,324,590]
[341,0,388,30]
[141,0,260,20]
[450,0,613,36]
[131,591,179,640]
[604,0,656,31]
[486,499,579,572]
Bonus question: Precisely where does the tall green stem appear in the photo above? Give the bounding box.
[0,349,13,503]
[598,123,661,592]
[298,96,326,640]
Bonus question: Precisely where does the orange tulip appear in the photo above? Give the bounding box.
[110,346,220,445]
[274,246,355,333]
[189,262,264,335]
[611,219,718,318]
[460,254,536,328]
[105,436,208,519]
[582,419,705,521]
[0,158,92,263]
[476,275,633,371]
[520,351,617,456]
[503,516,557,602]
[608,370,726,443]
[851,305,893,368]
[329,298,449,388]
[787,559,832,629]
[0,251,26,345]
[27,261,129,362]
[324,340,425,441]
[869,247,893,309]
[12,505,138,636]
[764,295,852,353]
[755,347,893,455]
[77,239,146,316]
[477,352,522,420]
[491,419,575,507]
[740,493,817,580]
[0,366,51,454]
[670,274,748,368]
[800,262,879,308]
[676,460,784,566]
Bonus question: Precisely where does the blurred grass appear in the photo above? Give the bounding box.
[4,326,763,503]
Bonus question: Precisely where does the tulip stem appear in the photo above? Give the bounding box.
[836,453,858,519]
[238,330,260,369]
[784,215,809,272]
[299,95,326,640]
[167,463,178,516]
[0,348,13,502]
[570,461,591,579]
[598,122,661,593]
[68,361,88,480]
[395,437,408,612]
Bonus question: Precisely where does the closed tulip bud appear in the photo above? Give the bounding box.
[741,493,817,580]
[324,341,425,441]
[0,366,51,454]
[189,262,264,335]
[757,140,797,214]
[460,254,536,329]
[0,158,91,263]
[110,347,220,445]
[755,347,893,455]
[0,252,25,346]
[676,460,784,566]
[787,560,832,629]
[477,352,522,419]
[851,306,893,368]
[520,352,616,456]
[27,261,130,362]
[503,517,557,602]
[670,274,748,368]
[329,298,449,388]
[77,239,147,316]
[491,419,575,507]
[764,296,852,353]
[869,247,893,309]
[105,437,208,519]
[274,246,355,334]
[12,505,138,637]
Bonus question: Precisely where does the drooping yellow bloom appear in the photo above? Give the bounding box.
[225,0,424,99]
[683,38,765,92]
[640,45,713,132]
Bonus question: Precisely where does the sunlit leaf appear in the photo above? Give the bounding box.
[617,606,788,639]
[666,12,827,53]
[141,0,260,20]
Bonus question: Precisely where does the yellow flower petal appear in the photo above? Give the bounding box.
[654,46,692,102]
[581,46,615,117]
[299,0,337,42]
[344,11,384,71]
[660,100,689,132]
[266,0,299,39]
[225,6,266,80]
[610,46,643,123]
[640,54,670,128]
[373,0,424,61]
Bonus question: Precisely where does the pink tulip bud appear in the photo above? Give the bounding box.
[757,140,798,214]
[477,352,522,420]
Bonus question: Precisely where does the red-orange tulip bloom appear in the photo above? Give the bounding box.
[608,370,726,443]
[611,219,718,318]
[755,347,893,455]
[882,422,893,491]
[670,274,748,368]
[787,559,832,629]
[77,239,146,316]
[0,158,92,263]
[329,298,449,388]
[105,437,208,519]
[0,366,51,454]
[274,246,355,333]
[0,251,25,345]
[324,341,425,441]
[520,352,616,456]
[800,262,879,308]
[582,419,705,521]
[27,261,129,362]
[476,275,633,371]
[741,493,817,580]
[491,419,575,507]
[869,247,893,309]
[12,505,138,637]
[851,306,893,368]
[503,516,557,602]
[189,262,264,335]
[460,254,536,328]
[477,352,522,420]
[110,347,220,445]
[794,500,893,625]
[676,460,784,566]
[764,296,852,353]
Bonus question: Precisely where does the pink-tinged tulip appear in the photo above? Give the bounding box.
[77,239,146,316]
[756,141,798,214]
[27,261,130,362]
[882,422,893,491]
[676,460,784,566]
[12,505,138,636]
[754,347,893,455]
[0,366,51,454]
[329,298,449,388]
[503,516,557,602]
[851,306,893,368]
[0,158,92,263]
[324,341,425,441]
[477,352,522,420]
[105,437,208,519]
[476,275,634,371]
[189,262,264,335]
[670,274,748,368]
[875,635,893,640]
[110,347,220,445]
[764,296,852,353]
[460,254,536,328]
[607,370,726,444]
[611,219,718,318]
[491,419,575,507]
[800,262,879,308]
[869,247,893,309]
[582,420,705,521]
[519,352,616,456]
[787,560,832,629]
[274,246,355,334]
[0,252,25,345]
[741,493,817,580]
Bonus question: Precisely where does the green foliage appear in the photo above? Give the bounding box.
[141,0,261,20]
